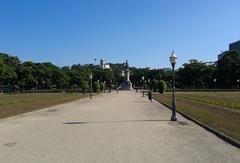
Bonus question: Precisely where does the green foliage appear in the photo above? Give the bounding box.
[93,82,100,93]
[0,50,240,91]
[152,79,158,92]
[100,82,106,91]
[0,57,17,82]
[80,81,89,93]
[111,83,115,89]
[158,80,167,94]
[177,59,216,89]
[217,51,240,88]
[64,68,81,88]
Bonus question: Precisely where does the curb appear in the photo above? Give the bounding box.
[152,97,240,149]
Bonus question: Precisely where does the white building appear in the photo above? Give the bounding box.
[100,59,110,69]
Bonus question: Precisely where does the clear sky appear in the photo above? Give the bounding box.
[0,0,239,68]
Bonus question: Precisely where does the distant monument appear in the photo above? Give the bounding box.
[120,60,133,90]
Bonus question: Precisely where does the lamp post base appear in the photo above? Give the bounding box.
[171,116,177,121]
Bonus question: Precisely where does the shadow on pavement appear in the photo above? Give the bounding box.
[63,119,170,125]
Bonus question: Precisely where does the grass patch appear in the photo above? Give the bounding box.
[176,92,240,111]
[0,93,88,119]
[153,92,240,142]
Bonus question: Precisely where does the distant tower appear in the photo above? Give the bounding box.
[100,59,104,69]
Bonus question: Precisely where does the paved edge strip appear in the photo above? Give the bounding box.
[152,97,240,149]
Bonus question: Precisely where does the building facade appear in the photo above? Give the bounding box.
[229,40,240,51]
[218,40,240,61]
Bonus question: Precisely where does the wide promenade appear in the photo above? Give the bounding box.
[0,91,239,163]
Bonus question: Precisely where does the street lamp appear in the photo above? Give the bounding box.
[214,78,217,92]
[142,76,145,97]
[144,80,146,94]
[97,80,100,94]
[104,81,106,93]
[169,51,177,121]
[147,79,150,90]
[116,82,118,93]
[89,74,93,99]
[109,80,112,93]
[147,78,152,102]
[36,81,38,93]
[136,81,139,92]
[42,80,45,90]
[237,79,239,89]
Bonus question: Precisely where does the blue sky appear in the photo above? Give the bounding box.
[0,0,239,68]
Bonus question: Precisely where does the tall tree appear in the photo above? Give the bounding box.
[217,51,240,88]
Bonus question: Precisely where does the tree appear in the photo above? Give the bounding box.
[41,62,69,89]
[217,51,240,88]
[64,68,81,88]
[0,54,18,88]
[152,79,158,92]
[158,80,167,94]
[177,59,211,88]
[2,50,240,91]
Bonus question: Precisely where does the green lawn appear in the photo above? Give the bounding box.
[175,92,240,111]
[153,92,240,142]
[0,93,88,119]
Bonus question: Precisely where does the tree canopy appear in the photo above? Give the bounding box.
[0,50,239,92]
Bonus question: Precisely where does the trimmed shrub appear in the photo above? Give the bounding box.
[93,82,100,93]
[81,80,89,93]
[100,82,106,92]
[158,80,167,94]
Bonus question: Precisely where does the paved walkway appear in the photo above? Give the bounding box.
[0,91,239,163]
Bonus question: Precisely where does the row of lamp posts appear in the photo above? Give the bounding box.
[140,51,240,121]
[140,77,151,98]
[91,52,179,121]
[213,78,240,90]
[89,74,113,99]
[92,51,239,122]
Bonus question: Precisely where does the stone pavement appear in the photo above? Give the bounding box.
[0,91,239,163]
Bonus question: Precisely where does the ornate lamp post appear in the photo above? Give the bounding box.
[89,74,93,99]
[42,80,45,90]
[104,81,106,93]
[169,51,177,121]
[136,81,139,92]
[147,79,150,90]
[237,79,239,89]
[97,80,100,94]
[109,80,112,93]
[214,78,217,92]
[147,78,152,102]
[142,76,145,97]
[36,81,38,93]
[144,80,146,94]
